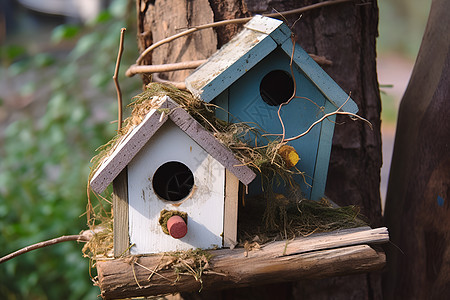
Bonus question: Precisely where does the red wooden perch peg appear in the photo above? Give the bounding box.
[167,215,187,239]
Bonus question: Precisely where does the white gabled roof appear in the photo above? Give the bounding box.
[90,96,256,193]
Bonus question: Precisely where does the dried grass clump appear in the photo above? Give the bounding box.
[89,83,302,185]
[84,83,365,262]
[171,248,212,290]
[239,195,367,243]
[82,216,114,260]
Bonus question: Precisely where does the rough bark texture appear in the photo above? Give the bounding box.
[383,0,450,299]
[135,0,382,299]
[97,228,388,299]
[137,0,218,83]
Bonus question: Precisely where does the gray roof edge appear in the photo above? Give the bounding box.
[89,97,171,193]
[165,99,256,184]
[90,96,256,193]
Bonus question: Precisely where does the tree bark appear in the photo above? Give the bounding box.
[135,0,382,298]
[383,0,450,299]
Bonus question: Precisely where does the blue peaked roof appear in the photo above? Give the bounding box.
[185,15,358,114]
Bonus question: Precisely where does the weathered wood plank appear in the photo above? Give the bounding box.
[96,227,388,299]
[90,108,169,193]
[90,96,256,193]
[165,99,256,185]
[223,170,239,247]
[113,168,129,257]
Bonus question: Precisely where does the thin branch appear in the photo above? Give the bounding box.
[152,73,187,90]
[126,55,330,78]
[0,235,89,264]
[126,60,206,77]
[283,111,372,143]
[134,0,353,65]
[114,28,126,131]
[277,35,297,141]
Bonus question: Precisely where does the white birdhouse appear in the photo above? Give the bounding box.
[89,96,256,255]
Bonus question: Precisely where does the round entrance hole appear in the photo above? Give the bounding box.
[259,70,295,106]
[153,161,194,202]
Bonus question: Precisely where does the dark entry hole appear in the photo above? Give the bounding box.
[153,161,194,201]
[259,70,295,106]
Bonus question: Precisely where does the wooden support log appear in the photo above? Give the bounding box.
[96,227,388,299]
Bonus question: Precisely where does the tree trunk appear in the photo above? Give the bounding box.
[135,0,382,299]
[383,0,450,299]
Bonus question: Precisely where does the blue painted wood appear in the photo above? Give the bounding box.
[185,15,359,200]
[185,28,278,103]
[280,38,358,113]
[224,49,329,199]
[214,90,229,121]
[244,15,291,45]
[310,101,337,200]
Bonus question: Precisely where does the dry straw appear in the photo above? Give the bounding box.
[83,83,366,261]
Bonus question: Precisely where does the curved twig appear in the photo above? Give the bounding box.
[134,0,353,65]
[126,60,206,77]
[114,28,126,131]
[0,235,90,264]
[283,111,372,143]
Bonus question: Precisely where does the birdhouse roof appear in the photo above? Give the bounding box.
[89,96,256,194]
[185,15,358,113]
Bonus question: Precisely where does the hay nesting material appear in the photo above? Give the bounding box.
[170,248,212,289]
[89,83,302,185]
[84,83,366,262]
[82,216,114,259]
[239,196,367,244]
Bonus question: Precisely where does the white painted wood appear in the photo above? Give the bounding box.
[244,15,291,45]
[96,226,389,298]
[243,14,283,34]
[90,96,255,193]
[185,27,277,102]
[128,121,225,254]
[223,170,239,248]
[90,106,168,193]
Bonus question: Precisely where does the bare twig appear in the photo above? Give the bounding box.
[277,35,297,142]
[0,235,89,264]
[134,0,353,65]
[283,110,372,142]
[114,28,126,131]
[126,55,330,78]
[126,60,206,77]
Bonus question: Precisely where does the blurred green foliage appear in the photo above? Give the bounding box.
[0,0,140,298]
[378,0,431,59]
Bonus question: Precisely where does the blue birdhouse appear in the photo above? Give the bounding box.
[185,15,358,200]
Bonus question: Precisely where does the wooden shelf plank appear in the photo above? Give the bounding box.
[96,227,388,299]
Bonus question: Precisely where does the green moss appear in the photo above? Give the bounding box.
[158,210,188,235]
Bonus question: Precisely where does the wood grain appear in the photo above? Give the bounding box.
[383,0,450,298]
[223,170,239,247]
[137,1,383,298]
[90,97,256,193]
[96,227,388,299]
[166,99,256,185]
[113,168,129,257]
[90,109,168,193]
